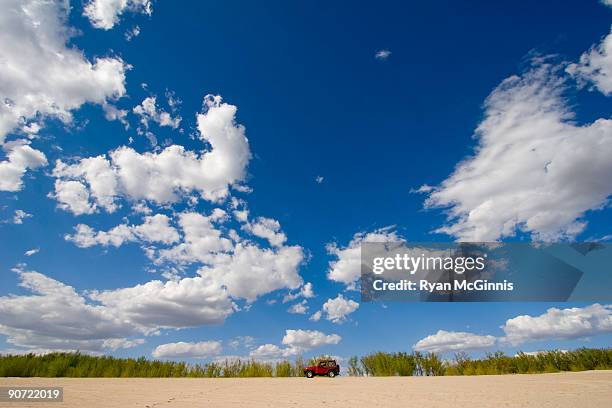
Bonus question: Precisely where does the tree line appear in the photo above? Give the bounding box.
[0,354,327,378]
[0,348,610,377]
[349,348,612,376]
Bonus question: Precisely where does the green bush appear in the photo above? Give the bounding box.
[441,348,612,376]
[360,352,417,376]
[275,360,293,377]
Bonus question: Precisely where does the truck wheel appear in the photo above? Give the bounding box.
[305,370,314,378]
[328,371,336,378]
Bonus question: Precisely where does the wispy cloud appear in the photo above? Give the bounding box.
[24,248,39,257]
[375,49,391,60]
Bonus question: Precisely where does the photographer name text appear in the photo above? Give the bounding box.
[372,279,514,292]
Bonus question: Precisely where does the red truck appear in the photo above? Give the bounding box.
[303,359,340,378]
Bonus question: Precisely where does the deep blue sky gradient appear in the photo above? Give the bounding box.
[1,0,611,360]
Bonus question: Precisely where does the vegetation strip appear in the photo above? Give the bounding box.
[0,348,610,377]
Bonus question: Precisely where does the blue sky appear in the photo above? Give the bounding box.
[0,0,611,362]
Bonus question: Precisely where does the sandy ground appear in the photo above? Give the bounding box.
[1,370,611,408]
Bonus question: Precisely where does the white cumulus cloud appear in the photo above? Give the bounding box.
[52,95,251,214]
[309,310,322,322]
[0,0,127,164]
[0,267,234,353]
[288,300,308,314]
[89,275,235,330]
[0,142,47,192]
[11,209,33,225]
[152,210,233,265]
[414,304,612,354]
[327,227,403,289]
[133,96,181,129]
[198,243,304,302]
[65,206,306,305]
[249,343,292,360]
[413,330,497,353]
[83,0,152,30]
[422,63,612,241]
[102,338,145,350]
[283,282,315,303]
[152,341,222,359]
[65,214,179,248]
[282,329,341,350]
[242,217,287,248]
[249,329,341,360]
[502,304,612,345]
[567,28,612,96]
[0,267,141,352]
[321,294,359,324]
[132,95,181,143]
[0,0,128,141]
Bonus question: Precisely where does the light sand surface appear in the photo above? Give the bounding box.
[1,370,611,408]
